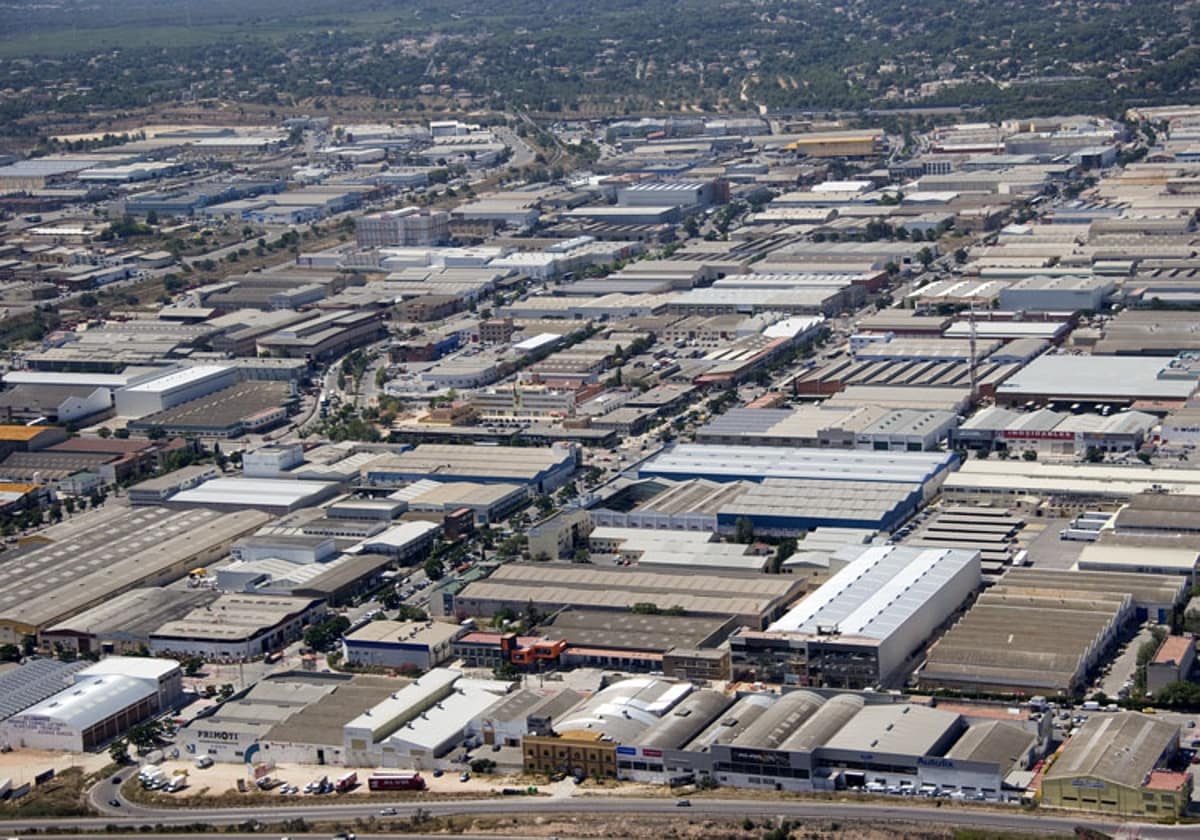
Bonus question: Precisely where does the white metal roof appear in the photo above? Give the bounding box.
[768,545,979,639]
[120,365,231,393]
[171,477,336,507]
[351,520,439,554]
[8,674,155,730]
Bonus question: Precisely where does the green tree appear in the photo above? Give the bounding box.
[0,643,20,662]
[126,719,163,750]
[424,558,445,581]
[734,516,755,544]
[108,739,131,765]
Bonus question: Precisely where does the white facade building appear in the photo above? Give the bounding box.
[114,365,240,418]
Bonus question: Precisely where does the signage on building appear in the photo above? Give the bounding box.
[195,729,242,743]
[1002,430,1073,441]
[729,747,791,768]
[616,746,637,756]
[1071,778,1106,790]
[918,756,955,769]
[642,748,663,758]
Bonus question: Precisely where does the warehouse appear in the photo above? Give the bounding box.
[1093,311,1200,356]
[942,460,1200,506]
[364,443,578,494]
[587,526,769,572]
[348,520,440,560]
[715,477,925,534]
[1,657,181,752]
[904,506,1025,577]
[149,594,326,660]
[341,620,464,671]
[731,546,982,688]
[165,476,340,514]
[588,478,751,534]
[343,668,512,768]
[181,673,348,763]
[128,381,296,438]
[639,444,957,499]
[953,406,1156,456]
[256,309,386,361]
[453,564,804,629]
[1076,543,1199,581]
[696,405,919,449]
[389,479,528,524]
[259,673,410,766]
[0,506,269,645]
[41,587,219,656]
[1041,713,1190,816]
[0,659,91,725]
[919,568,1185,696]
[537,607,735,674]
[665,287,848,317]
[997,275,1114,312]
[114,365,240,418]
[555,677,1016,798]
[995,355,1198,407]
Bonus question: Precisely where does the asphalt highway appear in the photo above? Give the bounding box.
[0,784,1182,839]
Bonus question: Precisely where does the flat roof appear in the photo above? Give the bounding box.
[997,355,1196,400]
[170,477,337,508]
[640,444,955,485]
[344,619,461,648]
[121,365,230,394]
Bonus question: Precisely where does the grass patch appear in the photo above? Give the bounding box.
[0,767,92,818]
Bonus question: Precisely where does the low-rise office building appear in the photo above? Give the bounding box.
[341,620,464,671]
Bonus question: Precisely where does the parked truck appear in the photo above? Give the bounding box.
[334,771,357,793]
[367,772,426,792]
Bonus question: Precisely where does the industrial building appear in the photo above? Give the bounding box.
[920,568,1186,696]
[162,476,340,514]
[1041,713,1191,816]
[114,365,240,418]
[715,477,926,534]
[364,443,578,494]
[996,275,1114,312]
[731,546,982,688]
[0,657,181,752]
[342,668,512,769]
[341,620,464,671]
[994,355,1198,407]
[942,460,1200,506]
[149,594,326,660]
[695,405,955,451]
[452,563,805,629]
[587,526,769,572]
[525,676,1030,798]
[41,588,220,656]
[0,506,270,645]
[127,380,296,438]
[638,444,957,498]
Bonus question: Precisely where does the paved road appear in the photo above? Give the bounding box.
[49,784,1191,839]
